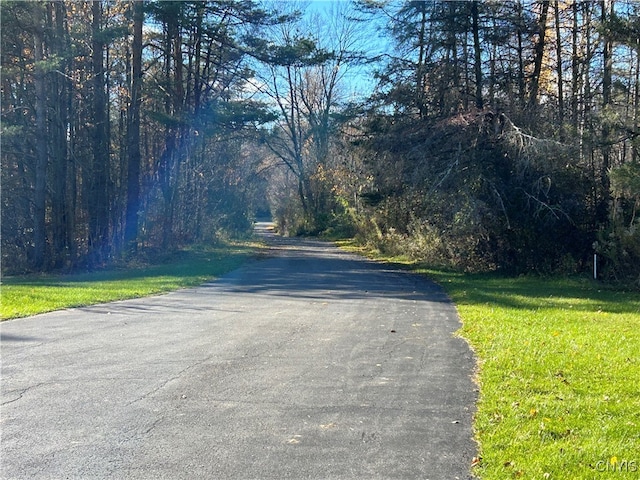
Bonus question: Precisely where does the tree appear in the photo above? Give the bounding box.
[2,0,284,273]
[471,0,483,109]
[45,1,73,268]
[260,33,327,220]
[32,2,48,269]
[528,0,551,109]
[253,1,363,232]
[599,0,614,224]
[124,0,143,252]
[87,0,111,263]
[342,0,638,277]
[2,0,639,283]
[143,0,280,246]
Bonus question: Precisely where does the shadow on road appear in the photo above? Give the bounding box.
[215,222,453,304]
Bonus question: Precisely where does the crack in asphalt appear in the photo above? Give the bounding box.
[0,382,49,406]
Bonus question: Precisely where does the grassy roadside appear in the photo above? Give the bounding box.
[338,241,640,479]
[0,242,259,320]
[428,270,639,480]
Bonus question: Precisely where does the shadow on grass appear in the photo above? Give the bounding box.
[1,243,261,320]
[2,244,257,288]
[423,270,640,315]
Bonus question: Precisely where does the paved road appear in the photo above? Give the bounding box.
[1,225,477,479]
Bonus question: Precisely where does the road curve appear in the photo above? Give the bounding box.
[1,224,477,479]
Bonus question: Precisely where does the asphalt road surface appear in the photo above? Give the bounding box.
[1,224,477,479]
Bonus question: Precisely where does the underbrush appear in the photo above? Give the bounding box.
[350,215,497,272]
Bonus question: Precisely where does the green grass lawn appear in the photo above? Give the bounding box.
[338,241,639,479]
[0,243,257,320]
[426,271,640,480]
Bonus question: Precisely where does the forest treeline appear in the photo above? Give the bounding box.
[2,1,639,285]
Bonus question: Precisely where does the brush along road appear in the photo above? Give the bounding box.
[1,224,477,479]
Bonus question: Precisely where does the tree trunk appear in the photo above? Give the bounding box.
[49,1,71,268]
[416,2,428,119]
[555,0,564,138]
[90,0,110,264]
[472,0,483,109]
[571,0,579,130]
[529,0,550,109]
[160,6,183,249]
[516,3,526,110]
[33,3,48,270]
[599,0,613,224]
[634,46,640,162]
[124,0,143,252]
